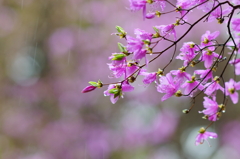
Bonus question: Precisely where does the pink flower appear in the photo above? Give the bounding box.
[208,5,232,22]
[104,81,134,104]
[126,64,139,77]
[176,42,199,66]
[127,29,152,61]
[155,24,177,40]
[199,97,219,121]
[227,38,240,54]
[154,0,166,11]
[170,68,191,84]
[127,35,144,58]
[134,28,152,41]
[181,76,204,96]
[225,79,240,104]
[108,63,127,78]
[232,18,240,32]
[176,1,192,18]
[230,58,240,75]
[129,0,147,18]
[194,69,213,83]
[201,31,220,48]
[108,60,138,79]
[157,73,181,101]
[195,127,218,146]
[204,77,223,96]
[139,69,157,85]
[133,49,147,60]
[200,49,221,68]
[198,2,232,22]
[129,0,147,11]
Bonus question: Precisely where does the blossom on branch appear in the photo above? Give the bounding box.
[157,73,182,101]
[195,127,218,146]
[225,79,240,104]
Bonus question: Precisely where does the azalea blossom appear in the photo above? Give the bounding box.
[201,30,220,48]
[139,69,157,85]
[204,76,223,96]
[194,69,213,83]
[108,63,127,78]
[200,49,221,68]
[176,42,199,66]
[127,35,144,55]
[232,18,240,32]
[181,75,204,96]
[170,67,191,84]
[199,97,219,121]
[195,127,218,146]
[230,58,240,75]
[155,24,177,40]
[157,73,181,101]
[134,28,152,41]
[104,81,134,104]
[129,0,147,18]
[225,79,240,104]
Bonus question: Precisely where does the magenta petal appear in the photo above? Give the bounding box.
[126,65,138,77]
[211,31,220,39]
[133,49,146,60]
[161,93,174,101]
[122,83,134,92]
[205,132,218,139]
[143,73,157,84]
[195,134,203,145]
[110,95,119,104]
[230,92,238,104]
[204,55,213,68]
[235,81,240,90]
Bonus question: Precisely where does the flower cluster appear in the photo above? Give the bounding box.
[83,0,240,145]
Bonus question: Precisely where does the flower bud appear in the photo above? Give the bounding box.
[117,42,128,54]
[128,76,136,83]
[157,68,164,76]
[155,11,161,17]
[218,104,226,113]
[146,12,155,19]
[175,90,182,97]
[82,85,97,93]
[115,26,127,38]
[202,115,208,119]
[217,18,224,24]
[111,53,126,61]
[89,81,103,88]
[182,109,189,114]
[198,127,206,133]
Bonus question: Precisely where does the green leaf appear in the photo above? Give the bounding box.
[118,43,127,53]
[230,46,235,50]
[89,81,98,87]
[112,54,126,61]
[116,26,125,33]
[109,88,120,94]
[153,26,159,32]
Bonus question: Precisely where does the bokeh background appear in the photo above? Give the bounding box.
[0,0,240,159]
